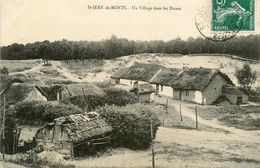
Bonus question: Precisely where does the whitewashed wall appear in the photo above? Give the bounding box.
[158,85,173,97]
[172,89,203,104]
[202,74,229,105]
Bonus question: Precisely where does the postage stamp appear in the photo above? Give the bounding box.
[212,0,255,31]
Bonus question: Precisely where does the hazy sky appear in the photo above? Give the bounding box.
[1,0,259,45]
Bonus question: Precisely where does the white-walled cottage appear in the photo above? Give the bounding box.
[110,63,163,87]
[111,64,248,105]
[150,67,235,104]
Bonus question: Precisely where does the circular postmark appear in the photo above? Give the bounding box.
[195,1,243,42]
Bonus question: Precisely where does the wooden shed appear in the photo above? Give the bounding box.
[35,112,112,157]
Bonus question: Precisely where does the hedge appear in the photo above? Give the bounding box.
[8,101,83,123]
[96,103,161,149]
[62,88,138,111]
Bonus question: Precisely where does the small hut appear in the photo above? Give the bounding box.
[133,83,155,102]
[39,83,104,101]
[5,83,47,105]
[222,85,248,105]
[35,112,112,158]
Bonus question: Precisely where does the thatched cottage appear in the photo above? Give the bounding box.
[5,83,47,105]
[111,64,248,105]
[35,112,112,158]
[111,63,163,86]
[39,83,105,101]
[150,67,236,104]
[0,74,47,105]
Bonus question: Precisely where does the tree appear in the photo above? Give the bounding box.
[38,41,52,65]
[235,63,257,90]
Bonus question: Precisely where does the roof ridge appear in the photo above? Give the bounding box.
[149,68,163,83]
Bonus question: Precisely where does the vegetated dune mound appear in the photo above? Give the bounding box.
[3,54,259,87]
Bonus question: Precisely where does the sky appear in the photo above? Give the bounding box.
[1,0,259,45]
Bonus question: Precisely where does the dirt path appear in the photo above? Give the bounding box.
[9,62,43,75]
[10,60,85,83]
[154,97,260,142]
[50,61,83,82]
[70,98,260,167]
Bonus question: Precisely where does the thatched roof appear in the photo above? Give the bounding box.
[5,83,46,104]
[55,112,112,143]
[111,63,164,82]
[65,83,104,97]
[138,83,155,94]
[38,83,105,100]
[0,74,23,95]
[149,68,182,85]
[150,67,234,91]
[222,85,247,95]
[37,84,64,101]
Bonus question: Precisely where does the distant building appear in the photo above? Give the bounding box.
[110,63,163,86]
[35,112,112,158]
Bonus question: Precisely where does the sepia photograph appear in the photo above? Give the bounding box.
[1,0,260,167]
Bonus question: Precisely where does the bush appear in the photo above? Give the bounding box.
[9,101,83,123]
[96,103,160,149]
[62,95,105,111]
[104,88,139,106]
[62,88,138,111]
[0,66,9,74]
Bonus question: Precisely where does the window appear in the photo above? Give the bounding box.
[156,84,159,94]
[161,85,163,91]
[186,90,189,96]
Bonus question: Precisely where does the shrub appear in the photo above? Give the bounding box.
[62,95,105,111]
[0,66,9,74]
[235,63,257,90]
[96,103,160,149]
[94,80,113,89]
[9,101,83,123]
[104,88,138,106]
[62,88,138,111]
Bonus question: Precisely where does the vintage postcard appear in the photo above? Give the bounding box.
[1,0,260,167]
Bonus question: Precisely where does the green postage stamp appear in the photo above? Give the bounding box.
[212,0,255,31]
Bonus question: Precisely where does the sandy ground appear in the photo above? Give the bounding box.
[67,97,260,168]
[0,161,26,168]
